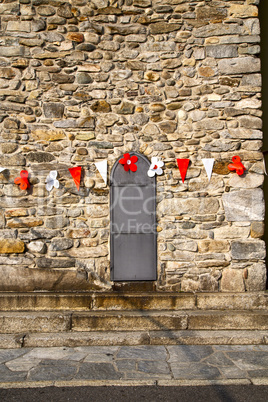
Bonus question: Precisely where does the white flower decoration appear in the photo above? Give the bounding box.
[147,157,164,177]
[46,170,59,192]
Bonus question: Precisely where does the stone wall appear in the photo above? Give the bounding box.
[0,0,266,293]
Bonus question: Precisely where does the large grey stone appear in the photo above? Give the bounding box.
[246,263,267,291]
[159,198,219,216]
[231,240,266,260]
[218,57,260,74]
[206,45,238,58]
[222,189,264,221]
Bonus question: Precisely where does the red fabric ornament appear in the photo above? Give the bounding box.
[177,159,190,183]
[228,156,246,176]
[69,166,82,190]
[119,153,138,172]
[14,170,30,190]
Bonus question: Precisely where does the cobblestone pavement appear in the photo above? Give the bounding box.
[0,345,268,387]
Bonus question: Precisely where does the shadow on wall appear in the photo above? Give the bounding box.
[259,1,268,287]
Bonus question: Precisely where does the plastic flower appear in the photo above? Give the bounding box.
[147,157,164,177]
[14,170,30,190]
[119,153,138,172]
[46,170,59,191]
[228,156,246,176]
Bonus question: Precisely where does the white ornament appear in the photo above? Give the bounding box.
[202,158,215,181]
[95,160,107,185]
[147,157,164,177]
[45,170,59,191]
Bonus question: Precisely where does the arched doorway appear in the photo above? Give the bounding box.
[110,152,157,281]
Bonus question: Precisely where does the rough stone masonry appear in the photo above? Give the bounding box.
[0,0,266,293]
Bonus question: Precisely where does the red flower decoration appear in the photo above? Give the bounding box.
[119,153,138,172]
[228,156,246,176]
[14,170,30,190]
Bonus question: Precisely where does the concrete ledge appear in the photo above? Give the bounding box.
[0,379,252,389]
[72,311,188,331]
[0,312,71,334]
[0,292,267,311]
[188,311,268,330]
[1,330,267,349]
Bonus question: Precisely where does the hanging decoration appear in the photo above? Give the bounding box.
[263,158,268,176]
[147,157,164,177]
[119,153,138,172]
[202,158,215,181]
[14,170,30,190]
[228,156,246,176]
[45,170,59,191]
[95,160,107,185]
[177,159,190,183]
[69,166,82,191]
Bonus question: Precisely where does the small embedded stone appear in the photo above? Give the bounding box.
[117,102,135,115]
[221,268,245,292]
[37,6,56,16]
[0,239,25,254]
[251,222,265,239]
[58,3,73,18]
[76,73,93,85]
[7,218,43,229]
[159,121,177,134]
[52,74,75,84]
[66,32,84,43]
[27,152,55,163]
[90,100,111,113]
[43,103,64,119]
[46,217,69,229]
[150,22,181,35]
[1,144,18,154]
[144,71,160,81]
[76,43,96,52]
[28,241,47,254]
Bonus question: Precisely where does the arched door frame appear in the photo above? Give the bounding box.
[110,152,157,281]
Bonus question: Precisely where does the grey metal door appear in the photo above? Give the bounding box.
[110,152,157,281]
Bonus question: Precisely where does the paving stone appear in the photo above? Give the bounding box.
[0,349,29,364]
[225,352,268,370]
[0,365,27,382]
[5,357,41,372]
[137,360,170,374]
[116,346,167,360]
[75,362,121,380]
[220,366,248,379]
[28,360,78,381]
[115,359,136,371]
[23,347,75,360]
[202,352,235,367]
[167,345,214,363]
[171,363,222,380]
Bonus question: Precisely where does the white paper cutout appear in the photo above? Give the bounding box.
[0,168,7,173]
[95,160,107,185]
[147,157,164,177]
[263,158,268,176]
[202,158,215,181]
[45,170,59,191]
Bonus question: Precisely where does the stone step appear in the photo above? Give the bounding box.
[0,292,267,311]
[1,310,267,335]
